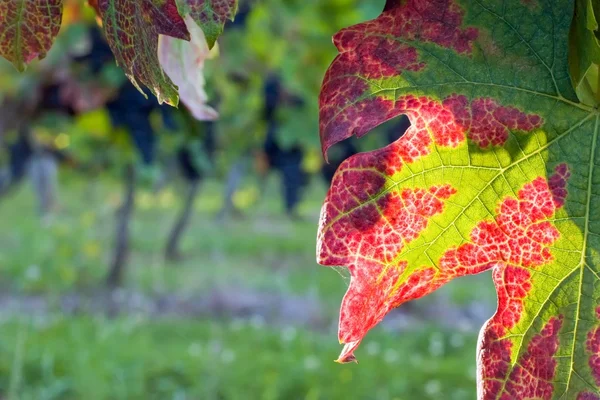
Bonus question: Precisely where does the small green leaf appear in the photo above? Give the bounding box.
[176,0,238,49]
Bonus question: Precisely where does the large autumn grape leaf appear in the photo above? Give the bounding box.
[0,0,64,71]
[317,0,600,398]
[175,0,237,49]
[95,0,190,105]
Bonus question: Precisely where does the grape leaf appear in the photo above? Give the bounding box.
[95,0,190,105]
[317,0,600,398]
[569,0,600,105]
[175,0,238,49]
[0,0,64,71]
[158,14,218,121]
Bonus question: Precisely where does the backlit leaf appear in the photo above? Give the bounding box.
[569,0,600,105]
[175,0,238,49]
[0,0,64,71]
[317,0,600,398]
[95,0,190,105]
[158,14,218,121]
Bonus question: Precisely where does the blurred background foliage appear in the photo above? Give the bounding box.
[0,0,496,399]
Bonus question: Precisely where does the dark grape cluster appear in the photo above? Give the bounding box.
[106,84,159,165]
[261,75,309,216]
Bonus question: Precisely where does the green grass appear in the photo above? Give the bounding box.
[0,172,496,399]
[0,316,478,400]
[0,175,342,299]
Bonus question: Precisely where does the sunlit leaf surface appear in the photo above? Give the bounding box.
[317,1,600,398]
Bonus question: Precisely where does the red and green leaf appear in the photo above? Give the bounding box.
[318,0,600,398]
[175,0,237,49]
[0,0,64,71]
[95,0,190,105]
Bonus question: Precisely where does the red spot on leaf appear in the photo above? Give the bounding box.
[319,162,570,364]
[443,95,543,148]
[578,393,600,400]
[319,1,544,156]
[318,184,456,361]
[549,163,571,207]
[586,306,600,386]
[495,316,563,399]
[320,0,480,155]
[321,91,542,158]
[467,98,543,148]
[346,0,479,56]
[470,169,570,398]
[442,172,565,283]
